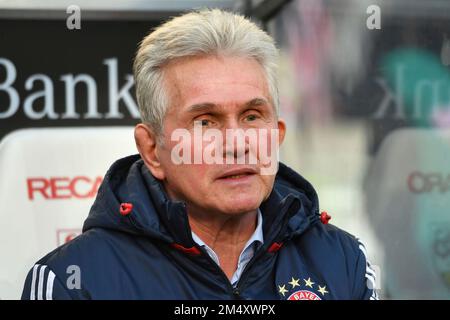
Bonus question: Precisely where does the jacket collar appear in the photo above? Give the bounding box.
[140,162,313,247]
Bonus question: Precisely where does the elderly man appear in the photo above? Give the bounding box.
[22,9,378,300]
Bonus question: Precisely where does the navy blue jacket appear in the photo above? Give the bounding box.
[22,155,378,300]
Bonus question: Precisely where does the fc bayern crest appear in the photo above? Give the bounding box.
[288,290,321,300]
[278,276,329,300]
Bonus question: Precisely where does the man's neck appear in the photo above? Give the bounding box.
[188,210,258,280]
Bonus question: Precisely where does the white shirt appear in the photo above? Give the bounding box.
[191,210,264,287]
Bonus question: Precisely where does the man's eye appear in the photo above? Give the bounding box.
[246,114,258,121]
[200,119,211,126]
[193,118,215,127]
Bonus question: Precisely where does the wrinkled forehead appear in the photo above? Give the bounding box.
[161,55,273,115]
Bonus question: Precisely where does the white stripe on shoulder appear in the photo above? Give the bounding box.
[30,264,40,300]
[371,288,380,300]
[366,265,376,277]
[358,244,368,258]
[37,265,47,300]
[46,270,56,300]
[357,239,380,300]
[366,273,376,287]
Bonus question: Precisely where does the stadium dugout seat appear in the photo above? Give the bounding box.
[364,128,450,299]
[0,127,137,299]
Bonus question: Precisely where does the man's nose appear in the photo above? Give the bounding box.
[222,120,250,161]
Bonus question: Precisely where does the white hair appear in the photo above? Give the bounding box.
[133,8,280,136]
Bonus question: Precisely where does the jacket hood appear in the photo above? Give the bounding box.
[83,155,321,247]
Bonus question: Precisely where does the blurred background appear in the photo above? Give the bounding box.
[1,0,449,299]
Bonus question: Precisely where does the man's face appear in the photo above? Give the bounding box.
[147,55,285,217]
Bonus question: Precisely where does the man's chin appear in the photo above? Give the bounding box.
[215,200,261,216]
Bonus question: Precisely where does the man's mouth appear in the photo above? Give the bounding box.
[225,174,250,179]
[217,167,258,180]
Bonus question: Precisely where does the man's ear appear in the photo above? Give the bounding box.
[134,123,165,180]
[277,118,286,146]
